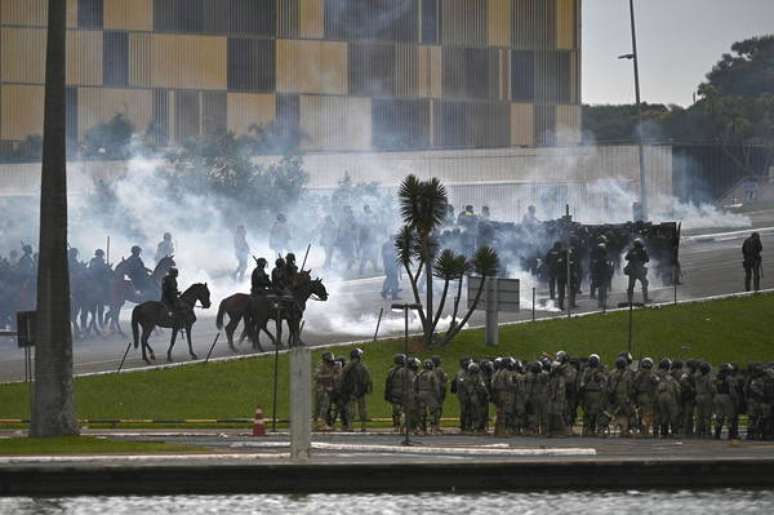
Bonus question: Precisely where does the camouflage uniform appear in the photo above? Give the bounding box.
[656,364,681,437]
[415,363,441,433]
[546,364,568,436]
[580,359,607,436]
[633,361,659,437]
[526,363,548,436]
[492,363,514,436]
[607,360,635,436]
[313,357,336,430]
[713,365,738,440]
[694,364,716,438]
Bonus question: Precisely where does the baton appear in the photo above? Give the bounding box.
[117,341,132,374]
[301,243,311,271]
[204,332,220,365]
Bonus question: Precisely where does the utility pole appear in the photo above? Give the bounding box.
[629,0,648,221]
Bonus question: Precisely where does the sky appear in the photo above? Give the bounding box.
[583,0,774,106]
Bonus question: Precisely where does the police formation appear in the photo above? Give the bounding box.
[316,350,774,440]
[438,204,682,309]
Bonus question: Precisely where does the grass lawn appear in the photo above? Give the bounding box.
[0,436,198,455]
[0,294,772,425]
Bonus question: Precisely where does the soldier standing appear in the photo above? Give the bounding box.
[742,232,763,292]
[608,356,635,437]
[580,354,607,436]
[556,351,578,430]
[233,225,250,282]
[694,362,716,438]
[384,354,407,431]
[415,359,441,434]
[431,356,448,424]
[544,242,562,300]
[451,357,472,432]
[546,361,569,437]
[625,239,649,303]
[250,257,271,296]
[556,244,578,311]
[340,348,373,432]
[526,361,548,436]
[590,242,610,307]
[713,363,738,440]
[633,358,659,437]
[655,359,681,438]
[403,358,420,434]
[463,362,489,434]
[680,360,699,437]
[155,232,175,263]
[492,358,513,437]
[313,352,337,431]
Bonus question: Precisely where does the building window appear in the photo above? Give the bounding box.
[325,0,417,42]
[78,0,103,29]
[228,38,276,92]
[511,51,535,101]
[421,0,439,45]
[372,98,430,150]
[103,32,129,87]
[349,43,396,97]
[229,0,277,36]
[155,0,204,33]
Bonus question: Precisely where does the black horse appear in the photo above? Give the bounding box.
[131,282,211,363]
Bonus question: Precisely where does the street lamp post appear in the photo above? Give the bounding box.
[620,0,648,221]
[392,302,421,447]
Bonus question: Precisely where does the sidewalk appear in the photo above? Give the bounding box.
[2,431,774,495]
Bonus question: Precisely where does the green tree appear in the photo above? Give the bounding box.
[82,113,134,160]
[395,175,500,346]
[31,0,79,437]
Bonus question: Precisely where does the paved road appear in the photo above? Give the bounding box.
[1,224,773,382]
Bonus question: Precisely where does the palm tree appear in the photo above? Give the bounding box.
[398,175,447,345]
[439,246,500,346]
[30,0,78,437]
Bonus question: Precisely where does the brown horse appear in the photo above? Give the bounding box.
[108,255,176,336]
[246,272,329,350]
[131,282,211,364]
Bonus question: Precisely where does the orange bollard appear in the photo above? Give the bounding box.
[252,408,266,437]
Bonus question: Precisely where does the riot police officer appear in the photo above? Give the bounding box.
[742,232,763,292]
[250,257,271,296]
[625,239,649,303]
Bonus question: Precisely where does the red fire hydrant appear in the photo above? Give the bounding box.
[252,407,266,437]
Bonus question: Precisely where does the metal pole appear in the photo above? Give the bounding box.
[106,235,111,265]
[532,287,535,322]
[403,306,410,447]
[373,307,384,342]
[627,298,634,355]
[300,243,312,271]
[116,341,132,374]
[673,265,678,305]
[24,345,29,384]
[629,0,648,221]
[204,332,221,365]
[272,304,282,432]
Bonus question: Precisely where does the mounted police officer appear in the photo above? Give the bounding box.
[286,252,299,278]
[250,257,271,296]
[742,232,762,292]
[625,239,649,303]
[161,267,181,317]
[271,257,288,294]
[125,245,151,292]
[88,249,110,278]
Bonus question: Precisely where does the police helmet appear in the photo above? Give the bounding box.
[275,258,285,267]
[719,363,732,374]
[256,257,267,267]
[493,357,504,370]
[529,361,542,374]
[460,357,471,369]
[641,357,654,369]
[408,358,420,370]
[699,362,711,375]
[513,359,523,372]
[335,357,346,367]
[658,358,671,371]
[615,356,627,370]
[394,353,406,366]
[322,351,334,363]
[467,362,480,373]
[633,239,644,248]
[541,358,551,372]
[350,348,363,360]
[423,359,435,370]
[480,360,494,374]
[556,351,568,364]
[431,356,442,367]
[286,253,296,262]
[95,249,105,257]
[131,245,141,255]
[589,354,601,368]
[617,351,633,365]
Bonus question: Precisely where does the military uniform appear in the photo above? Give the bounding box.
[556,247,579,311]
[384,361,405,431]
[679,364,699,437]
[624,242,649,303]
[633,365,659,436]
[526,364,548,436]
[656,367,681,437]
[694,367,716,438]
[415,365,441,433]
[580,363,607,436]
[544,243,562,300]
[492,365,514,437]
[341,354,373,432]
[250,266,271,296]
[432,358,449,425]
[742,233,763,292]
[713,367,738,439]
[462,366,489,433]
[161,273,180,313]
[608,365,635,436]
[313,358,337,430]
[546,366,568,436]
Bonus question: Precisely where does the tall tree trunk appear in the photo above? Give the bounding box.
[30,0,78,437]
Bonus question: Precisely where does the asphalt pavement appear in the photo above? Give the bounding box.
[1,219,772,382]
